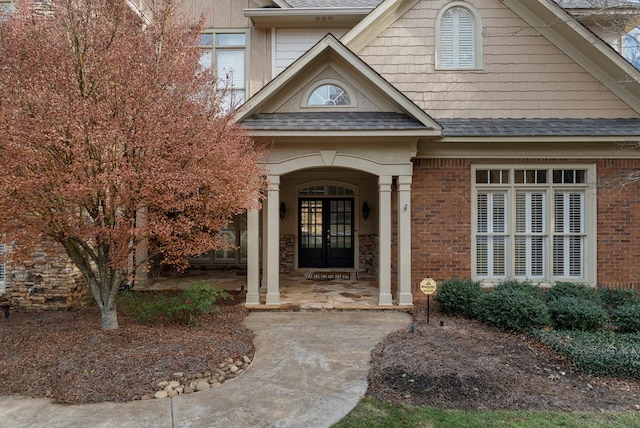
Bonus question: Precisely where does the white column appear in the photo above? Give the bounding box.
[397,175,413,305]
[261,197,268,293]
[245,207,260,305]
[378,175,393,305]
[266,176,281,305]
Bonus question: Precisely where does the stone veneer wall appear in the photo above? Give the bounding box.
[3,242,87,310]
[359,234,378,277]
[280,234,295,274]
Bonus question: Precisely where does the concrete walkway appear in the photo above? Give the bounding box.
[0,311,411,428]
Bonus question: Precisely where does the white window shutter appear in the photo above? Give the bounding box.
[515,192,545,278]
[477,192,506,277]
[440,7,475,69]
[553,192,584,277]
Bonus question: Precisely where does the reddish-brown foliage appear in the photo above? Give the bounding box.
[0,0,266,328]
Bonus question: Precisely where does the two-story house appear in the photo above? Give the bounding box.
[3,0,640,310]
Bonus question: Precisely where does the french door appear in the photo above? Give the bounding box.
[298,198,354,268]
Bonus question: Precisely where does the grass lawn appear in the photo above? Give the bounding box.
[333,397,640,428]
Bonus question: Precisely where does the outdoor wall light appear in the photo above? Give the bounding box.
[362,201,370,221]
[279,202,286,220]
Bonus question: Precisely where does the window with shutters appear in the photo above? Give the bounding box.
[473,165,596,284]
[436,3,482,70]
[199,31,247,111]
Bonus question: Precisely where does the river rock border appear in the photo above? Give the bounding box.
[142,355,252,400]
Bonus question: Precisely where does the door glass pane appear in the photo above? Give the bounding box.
[300,200,323,249]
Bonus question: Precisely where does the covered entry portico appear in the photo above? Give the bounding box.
[244,152,414,307]
[234,34,442,308]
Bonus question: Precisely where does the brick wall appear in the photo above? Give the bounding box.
[410,157,640,292]
[596,159,640,289]
[411,158,472,294]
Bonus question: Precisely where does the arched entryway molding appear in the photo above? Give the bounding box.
[245,151,413,308]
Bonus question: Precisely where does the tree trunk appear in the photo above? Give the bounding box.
[100,305,119,330]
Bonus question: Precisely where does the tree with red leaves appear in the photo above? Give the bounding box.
[0,0,266,329]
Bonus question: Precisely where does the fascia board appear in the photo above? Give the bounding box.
[244,129,442,138]
[502,0,640,114]
[435,135,640,143]
[341,0,421,53]
[244,8,371,28]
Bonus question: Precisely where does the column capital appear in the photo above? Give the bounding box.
[379,175,392,191]
[397,175,412,189]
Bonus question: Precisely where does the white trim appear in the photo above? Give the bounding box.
[435,2,483,70]
[471,164,597,285]
[301,79,358,109]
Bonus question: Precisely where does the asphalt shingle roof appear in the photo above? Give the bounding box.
[240,112,429,130]
[554,0,639,8]
[438,118,640,137]
[241,114,640,136]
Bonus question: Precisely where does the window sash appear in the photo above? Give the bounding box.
[473,168,589,282]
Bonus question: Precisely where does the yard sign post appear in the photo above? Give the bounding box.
[419,278,437,324]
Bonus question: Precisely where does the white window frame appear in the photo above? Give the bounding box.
[199,30,249,111]
[435,2,483,70]
[471,164,597,285]
[301,79,357,109]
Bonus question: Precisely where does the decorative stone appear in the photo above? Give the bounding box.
[195,380,211,391]
[154,390,168,399]
[175,386,184,394]
[183,385,194,394]
[168,380,180,389]
[157,381,169,389]
[242,356,251,364]
[140,395,152,400]
[229,365,239,373]
[168,390,179,397]
[234,360,243,367]
[195,372,204,379]
[172,372,184,379]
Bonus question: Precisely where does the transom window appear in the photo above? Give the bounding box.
[473,166,595,284]
[299,185,354,196]
[308,84,351,106]
[199,32,247,111]
[437,3,482,69]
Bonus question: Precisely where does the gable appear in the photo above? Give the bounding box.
[235,34,441,137]
[345,0,640,119]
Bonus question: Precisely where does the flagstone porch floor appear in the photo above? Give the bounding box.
[139,269,412,311]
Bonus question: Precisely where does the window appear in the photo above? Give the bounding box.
[0,244,5,291]
[199,32,247,111]
[473,166,595,284]
[188,215,247,265]
[436,3,482,69]
[308,84,350,106]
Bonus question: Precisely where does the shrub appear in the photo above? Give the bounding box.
[598,287,640,313]
[547,296,608,331]
[119,282,229,325]
[533,330,640,379]
[474,280,549,332]
[612,304,640,333]
[433,278,482,318]
[546,282,601,305]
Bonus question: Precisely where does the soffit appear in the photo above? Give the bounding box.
[244,8,372,28]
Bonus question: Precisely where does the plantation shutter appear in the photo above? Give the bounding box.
[440,7,475,68]
[476,192,506,277]
[553,191,585,277]
[515,192,545,278]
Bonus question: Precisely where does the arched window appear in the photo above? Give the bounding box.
[437,4,482,69]
[307,84,351,106]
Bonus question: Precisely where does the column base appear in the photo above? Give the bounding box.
[378,293,393,306]
[396,292,413,306]
[266,293,280,305]
[245,293,260,306]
